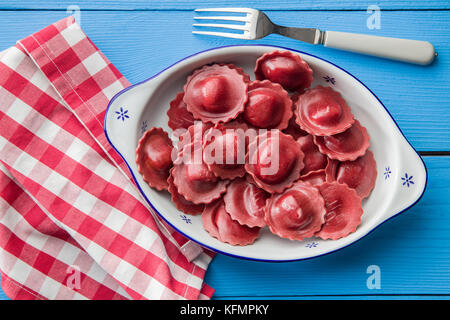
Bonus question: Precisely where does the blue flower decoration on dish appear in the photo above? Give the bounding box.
[115,107,129,121]
[180,214,192,224]
[401,173,414,187]
[323,75,336,85]
[141,120,148,134]
[305,242,318,248]
[384,166,391,180]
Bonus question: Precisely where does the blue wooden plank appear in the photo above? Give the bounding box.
[0,0,449,10]
[0,10,448,151]
[0,287,8,300]
[205,156,450,298]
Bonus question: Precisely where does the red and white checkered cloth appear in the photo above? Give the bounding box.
[0,16,215,300]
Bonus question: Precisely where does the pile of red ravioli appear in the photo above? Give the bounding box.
[136,50,377,246]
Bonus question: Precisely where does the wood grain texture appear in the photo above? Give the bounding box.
[0,0,449,10]
[0,10,448,150]
[206,157,450,298]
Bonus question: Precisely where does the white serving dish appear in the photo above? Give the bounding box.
[104,45,427,262]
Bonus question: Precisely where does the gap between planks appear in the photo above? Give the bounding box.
[419,152,450,156]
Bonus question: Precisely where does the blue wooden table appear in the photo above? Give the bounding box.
[0,0,449,300]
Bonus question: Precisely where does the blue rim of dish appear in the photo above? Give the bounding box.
[104,44,428,263]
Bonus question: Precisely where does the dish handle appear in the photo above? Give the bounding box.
[386,138,427,219]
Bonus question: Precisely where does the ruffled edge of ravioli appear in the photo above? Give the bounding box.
[172,142,229,204]
[243,80,292,130]
[202,199,260,246]
[136,127,173,191]
[168,170,204,215]
[223,177,269,228]
[254,50,313,92]
[297,134,328,175]
[313,120,370,161]
[176,121,213,151]
[265,181,326,241]
[325,150,377,199]
[245,131,304,194]
[183,63,249,124]
[295,86,355,136]
[167,91,196,131]
[301,169,327,187]
[202,121,248,179]
[315,182,363,240]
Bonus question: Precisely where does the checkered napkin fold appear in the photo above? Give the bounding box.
[0,16,214,300]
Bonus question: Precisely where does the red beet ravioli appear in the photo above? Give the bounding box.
[167,92,196,131]
[265,181,326,241]
[314,120,370,161]
[282,93,308,138]
[136,127,174,191]
[203,121,248,179]
[172,142,229,204]
[326,150,377,199]
[243,80,292,129]
[297,135,328,175]
[301,169,327,186]
[183,64,249,124]
[223,178,269,228]
[177,121,213,151]
[316,182,363,240]
[245,131,304,193]
[255,50,313,92]
[283,114,308,139]
[202,199,260,246]
[168,171,204,215]
[295,86,354,136]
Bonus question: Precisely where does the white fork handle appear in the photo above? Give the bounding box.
[323,31,436,65]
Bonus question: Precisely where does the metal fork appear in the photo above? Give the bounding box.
[193,8,436,65]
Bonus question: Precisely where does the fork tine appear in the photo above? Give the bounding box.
[192,30,249,40]
[193,23,248,31]
[194,16,250,22]
[194,8,253,13]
